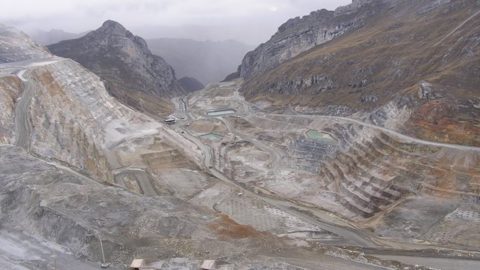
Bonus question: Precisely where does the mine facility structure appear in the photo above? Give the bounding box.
[164,115,177,125]
[129,259,217,269]
[206,108,236,117]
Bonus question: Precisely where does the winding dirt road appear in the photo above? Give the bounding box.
[281,113,480,152]
[434,8,480,47]
[171,81,480,268]
[11,58,62,151]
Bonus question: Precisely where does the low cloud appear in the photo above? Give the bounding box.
[1,0,351,44]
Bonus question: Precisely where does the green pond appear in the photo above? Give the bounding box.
[306,130,336,143]
[200,133,223,141]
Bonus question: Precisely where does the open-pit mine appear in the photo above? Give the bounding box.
[1,0,480,269]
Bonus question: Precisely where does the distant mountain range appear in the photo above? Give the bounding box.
[28,29,85,45]
[178,76,204,92]
[147,38,253,84]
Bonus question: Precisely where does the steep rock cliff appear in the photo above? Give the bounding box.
[239,0,386,79]
[241,0,480,146]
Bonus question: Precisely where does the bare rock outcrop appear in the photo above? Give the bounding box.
[239,0,384,79]
[0,76,22,143]
[48,20,186,116]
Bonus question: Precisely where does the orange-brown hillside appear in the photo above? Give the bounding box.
[242,0,480,145]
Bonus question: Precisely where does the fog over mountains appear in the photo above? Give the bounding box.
[28,29,84,45]
[147,38,253,84]
[6,0,351,45]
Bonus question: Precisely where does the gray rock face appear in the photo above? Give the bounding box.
[49,20,184,98]
[239,1,384,79]
[48,20,186,117]
[265,74,335,95]
[335,0,379,14]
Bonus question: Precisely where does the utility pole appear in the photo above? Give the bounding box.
[51,254,57,270]
[98,232,110,269]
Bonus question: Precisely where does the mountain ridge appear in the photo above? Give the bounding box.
[48,20,187,117]
[241,0,480,146]
[238,0,388,79]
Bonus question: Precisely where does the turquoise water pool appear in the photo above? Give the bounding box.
[200,133,223,141]
[306,130,336,143]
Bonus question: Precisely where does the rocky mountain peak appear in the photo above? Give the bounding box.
[277,9,333,34]
[334,0,392,14]
[100,19,126,32]
[96,20,131,37]
[84,20,149,52]
[48,20,189,117]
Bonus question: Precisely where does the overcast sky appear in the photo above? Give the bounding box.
[1,0,351,45]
